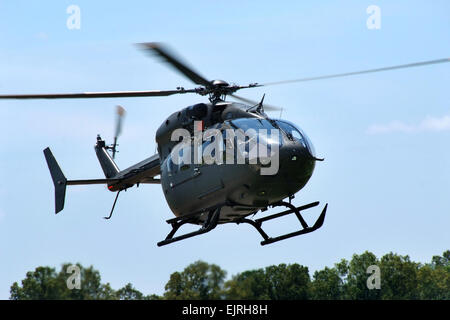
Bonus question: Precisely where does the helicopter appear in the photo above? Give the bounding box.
[1,43,448,246]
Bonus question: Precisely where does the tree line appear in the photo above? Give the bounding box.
[10,250,449,300]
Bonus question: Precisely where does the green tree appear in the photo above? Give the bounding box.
[225,269,269,300]
[417,250,450,299]
[164,261,226,300]
[310,267,342,299]
[116,283,144,300]
[265,264,310,299]
[225,263,310,300]
[10,263,117,300]
[10,266,61,300]
[338,251,380,299]
[145,294,163,300]
[10,250,450,300]
[431,250,450,269]
[379,253,419,300]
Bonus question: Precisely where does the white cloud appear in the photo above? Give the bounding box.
[367,114,450,134]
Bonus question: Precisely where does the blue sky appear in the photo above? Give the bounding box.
[0,1,449,298]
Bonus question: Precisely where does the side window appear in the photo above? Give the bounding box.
[202,137,214,163]
[167,143,190,175]
[202,133,226,165]
[223,130,234,162]
[166,156,177,176]
[178,147,190,172]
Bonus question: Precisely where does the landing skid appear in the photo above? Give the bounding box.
[157,201,327,247]
[157,207,221,247]
[234,201,328,246]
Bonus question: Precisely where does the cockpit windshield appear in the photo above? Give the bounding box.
[226,118,316,157]
[276,121,304,142]
[229,118,282,146]
[229,118,277,131]
[276,120,316,157]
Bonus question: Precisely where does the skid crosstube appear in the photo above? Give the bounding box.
[235,201,328,246]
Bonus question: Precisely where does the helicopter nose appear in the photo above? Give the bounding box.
[250,138,317,205]
[279,140,316,184]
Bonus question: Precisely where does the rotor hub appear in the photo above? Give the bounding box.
[211,79,229,87]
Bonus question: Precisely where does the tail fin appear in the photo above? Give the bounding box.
[94,135,120,178]
[43,147,67,213]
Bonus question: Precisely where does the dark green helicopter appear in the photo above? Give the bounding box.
[1,43,448,246]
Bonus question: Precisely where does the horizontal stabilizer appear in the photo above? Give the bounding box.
[67,179,119,185]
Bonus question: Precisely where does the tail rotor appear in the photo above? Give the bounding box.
[107,105,126,159]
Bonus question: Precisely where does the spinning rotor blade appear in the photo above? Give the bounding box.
[230,94,282,111]
[0,89,197,100]
[261,58,450,86]
[140,42,212,87]
[114,105,125,139]
[112,105,126,159]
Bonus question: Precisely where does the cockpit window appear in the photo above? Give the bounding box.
[222,118,283,161]
[276,121,303,142]
[230,118,276,131]
[228,118,283,147]
[276,120,316,157]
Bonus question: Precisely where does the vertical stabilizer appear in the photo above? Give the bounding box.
[43,148,67,213]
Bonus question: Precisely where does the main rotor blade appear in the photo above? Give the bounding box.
[230,94,282,111]
[140,42,211,87]
[0,89,197,99]
[261,58,450,86]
